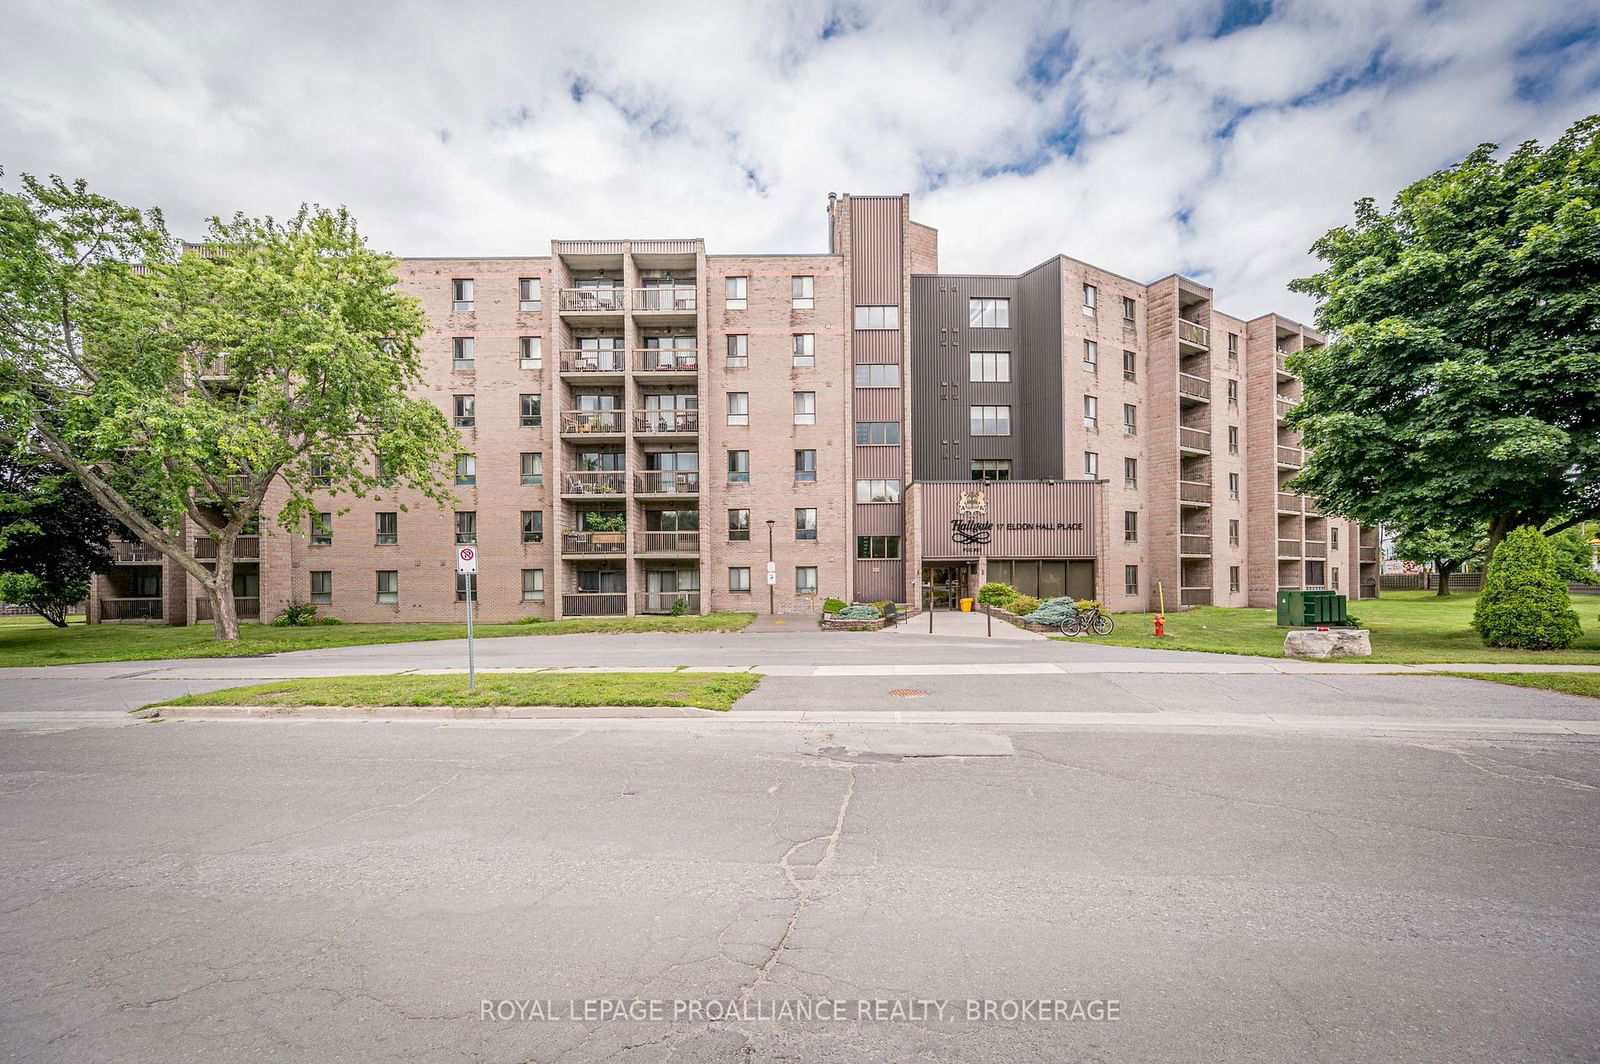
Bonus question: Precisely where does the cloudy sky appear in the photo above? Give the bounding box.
[4,0,1598,319]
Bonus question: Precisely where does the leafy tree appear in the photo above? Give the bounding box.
[1547,524,1598,583]
[1390,524,1484,596]
[1472,525,1582,649]
[1287,115,1600,558]
[0,173,457,640]
[0,458,122,625]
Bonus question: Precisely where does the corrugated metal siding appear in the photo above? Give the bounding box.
[849,197,904,306]
[854,560,904,601]
[1016,261,1065,480]
[918,480,1098,560]
[853,388,902,420]
[854,446,902,479]
[853,331,902,363]
[854,504,903,535]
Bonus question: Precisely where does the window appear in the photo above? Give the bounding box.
[971,459,1011,481]
[452,278,474,311]
[375,512,397,545]
[725,276,747,310]
[376,570,398,604]
[1083,395,1098,429]
[1125,565,1139,596]
[1229,518,1240,546]
[519,336,543,370]
[519,276,542,311]
[1124,457,1137,489]
[1228,425,1239,454]
[310,571,332,604]
[793,391,816,425]
[792,275,814,309]
[729,566,751,592]
[855,479,901,503]
[1228,472,1240,500]
[727,450,750,483]
[455,572,478,602]
[726,334,748,367]
[1230,566,1241,593]
[1082,283,1097,314]
[310,512,332,546]
[795,508,817,540]
[853,305,899,329]
[968,298,1009,328]
[1331,527,1340,549]
[854,363,900,388]
[1123,404,1137,435]
[375,455,394,485]
[452,336,474,369]
[1332,566,1340,590]
[520,510,543,544]
[857,535,901,559]
[1124,511,1138,542]
[1083,340,1098,372]
[1227,378,1239,410]
[969,351,1010,382]
[792,334,815,367]
[1306,559,1326,587]
[522,568,545,602]
[310,456,331,486]
[455,453,476,485]
[520,452,543,485]
[1122,295,1136,323]
[969,405,1011,436]
[795,567,818,594]
[455,511,476,544]
[1227,332,1239,361]
[855,421,901,445]
[1123,349,1137,381]
[728,509,750,541]
[1084,451,1099,478]
[453,394,475,427]
[727,393,749,426]
[520,394,541,427]
[794,449,817,482]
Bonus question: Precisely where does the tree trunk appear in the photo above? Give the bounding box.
[31,604,69,628]
[1435,560,1458,597]
[209,547,241,642]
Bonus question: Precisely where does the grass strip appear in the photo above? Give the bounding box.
[1439,672,1600,700]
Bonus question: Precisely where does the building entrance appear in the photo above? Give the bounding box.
[921,564,974,610]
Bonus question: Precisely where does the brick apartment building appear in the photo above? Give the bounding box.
[90,192,1379,625]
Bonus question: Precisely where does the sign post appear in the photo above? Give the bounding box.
[456,545,479,691]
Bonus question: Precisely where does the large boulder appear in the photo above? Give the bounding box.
[1284,628,1372,659]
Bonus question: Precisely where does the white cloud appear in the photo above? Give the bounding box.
[2,0,1596,319]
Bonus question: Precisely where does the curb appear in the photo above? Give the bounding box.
[147,704,721,720]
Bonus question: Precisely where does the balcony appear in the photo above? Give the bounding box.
[1177,373,1211,402]
[561,470,627,496]
[1276,445,1304,468]
[561,531,627,556]
[198,357,230,381]
[1178,426,1211,454]
[1179,534,1211,556]
[632,286,697,313]
[637,590,702,615]
[1276,492,1303,514]
[636,531,700,554]
[560,410,626,437]
[633,410,700,436]
[559,350,626,376]
[634,470,700,496]
[1179,480,1212,505]
[194,535,260,561]
[1177,318,1209,350]
[1278,539,1303,560]
[1276,395,1299,420]
[1179,587,1212,606]
[100,597,163,621]
[193,596,261,622]
[1304,541,1328,559]
[634,349,700,375]
[562,592,627,617]
[559,288,626,314]
[1275,352,1294,379]
[1360,547,1379,563]
[112,542,161,565]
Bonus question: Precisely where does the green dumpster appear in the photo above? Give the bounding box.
[1278,589,1349,627]
[1275,590,1306,627]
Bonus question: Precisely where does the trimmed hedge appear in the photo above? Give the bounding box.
[1474,526,1583,649]
[1008,594,1041,615]
[822,598,847,615]
[977,582,1018,607]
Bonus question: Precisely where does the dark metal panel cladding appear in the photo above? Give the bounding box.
[849,197,904,306]
[854,560,905,601]
[853,446,902,479]
[1015,259,1064,480]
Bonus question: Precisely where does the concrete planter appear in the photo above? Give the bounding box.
[821,614,888,631]
[979,605,1058,634]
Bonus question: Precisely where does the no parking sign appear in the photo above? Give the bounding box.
[456,545,478,574]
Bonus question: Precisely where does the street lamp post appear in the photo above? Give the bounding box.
[766,519,776,616]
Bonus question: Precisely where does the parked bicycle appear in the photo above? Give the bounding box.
[1058,604,1114,637]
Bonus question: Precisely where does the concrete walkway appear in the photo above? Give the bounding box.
[886,607,1044,640]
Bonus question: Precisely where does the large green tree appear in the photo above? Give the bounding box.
[1390,524,1483,597]
[1287,115,1600,556]
[0,457,122,625]
[0,173,456,640]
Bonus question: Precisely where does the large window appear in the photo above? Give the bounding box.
[455,453,476,485]
[521,510,543,543]
[971,459,1011,481]
[969,351,1010,382]
[855,421,901,445]
[968,298,1009,328]
[376,570,398,603]
[727,450,750,483]
[725,276,747,310]
[455,511,476,544]
[795,567,818,594]
[520,452,543,485]
[522,568,545,602]
[520,394,541,427]
[969,405,1011,436]
[792,275,814,309]
[310,571,332,604]
[375,512,397,545]
[452,336,474,369]
[854,363,900,388]
[792,334,815,367]
[794,449,816,482]
[795,508,817,540]
[726,334,748,367]
[310,512,332,546]
[855,479,901,503]
[856,535,900,559]
[793,391,816,425]
[452,277,474,311]
[727,393,749,426]
[519,336,542,370]
[853,305,899,329]
[729,567,751,592]
[727,509,750,541]
[453,394,475,427]
[519,276,541,311]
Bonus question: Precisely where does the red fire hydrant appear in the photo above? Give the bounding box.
[1154,613,1166,637]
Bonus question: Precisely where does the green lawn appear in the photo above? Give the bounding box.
[0,613,756,668]
[1442,672,1600,700]
[1069,591,1600,665]
[151,671,761,712]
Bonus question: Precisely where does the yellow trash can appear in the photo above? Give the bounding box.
[959,597,974,612]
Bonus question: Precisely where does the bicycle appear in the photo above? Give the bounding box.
[1058,605,1114,637]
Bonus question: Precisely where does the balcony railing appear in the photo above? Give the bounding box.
[1179,480,1212,504]
[1304,541,1328,559]
[562,593,627,616]
[112,543,162,564]
[194,535,261,561]
[1179,534,1211,555]
[1276,395,1299,420]
[1275,352,1293,376]
[1277,445,1304,468]
[1177,319,1209,348]
[1179,587,1212,606]
[559,288,626,313]
[559,349,626,374]
[1360,547,1379,563]
[193,596,261,621]
[561,531,627,555]
[637,531,700,554]
[560,410,626,435]
[632,286,697,312]
[634,470,700,495]
[1278,539,1303,559]
[1177,373,1211,400]
[1277,492,1303,513]
[562,470,627,495]
[635,349,700,373]
[633,410,700,434]
[100,597,163,621]
[637,590,702,614]
[1178,427,1211,452]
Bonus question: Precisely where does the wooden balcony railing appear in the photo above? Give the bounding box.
[561,531,627,555]
[1304,541,1328,559]
[633,410,699,434]
[1276,396,1299,419]
[1177,319,1209,348]
[632,286,697,312]
[1360,547,1379,563]
[1177,373,1211,400]
[1179,587,1212,606]
[1277,492,1303,512]
[561,593,627,616]
[637,591,701,614]
[1278,539,1303,559]
[112,543,162,564]
[1277,445,1304,467]
[634,470,700,495]
[636,531,700,554]
[560,410,625,434]
[561,471,627,495]
[635,349,699,372]
[559,288,626,313]
[1178,427,1211,452]
[1179,481,1212,504]
[559,350,626,374]
[100,597,163,621]
[193,596,261,621]
[194,535,260,561]
[1275,352,1293,375]
[1179,534,1212,555]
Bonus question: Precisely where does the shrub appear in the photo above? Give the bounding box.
[1075,599,1106,613]
[1008,595,1041,616]
[513,615,548,625]
[874,600,894,614]
[822,597,848,615]
[272,600,321,627]
[1023,596,1079,626]
[1473,525,1583,649]
[977,582,1018,607]
[837,604,882,620]
[669,596,690,616]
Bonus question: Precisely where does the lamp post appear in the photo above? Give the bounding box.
[766,519,776,616]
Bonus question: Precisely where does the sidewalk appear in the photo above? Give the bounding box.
[885,607,1044,641]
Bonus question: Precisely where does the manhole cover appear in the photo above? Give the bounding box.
[888,689,928,698]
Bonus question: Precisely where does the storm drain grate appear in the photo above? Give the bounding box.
[887,689,929,698]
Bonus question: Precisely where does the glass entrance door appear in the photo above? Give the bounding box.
[922,565,971,610]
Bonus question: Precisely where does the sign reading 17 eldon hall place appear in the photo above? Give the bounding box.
[919,481,1098,560]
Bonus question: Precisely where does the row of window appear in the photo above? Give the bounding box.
[449,277,544,313]
[723,274,815,311]
[966,400,1140,436]
[451,394,542,429]
[450,336,544,370]
[1121,514,1246,545]
[1118,565,1244,596]
[310,510,547,546]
